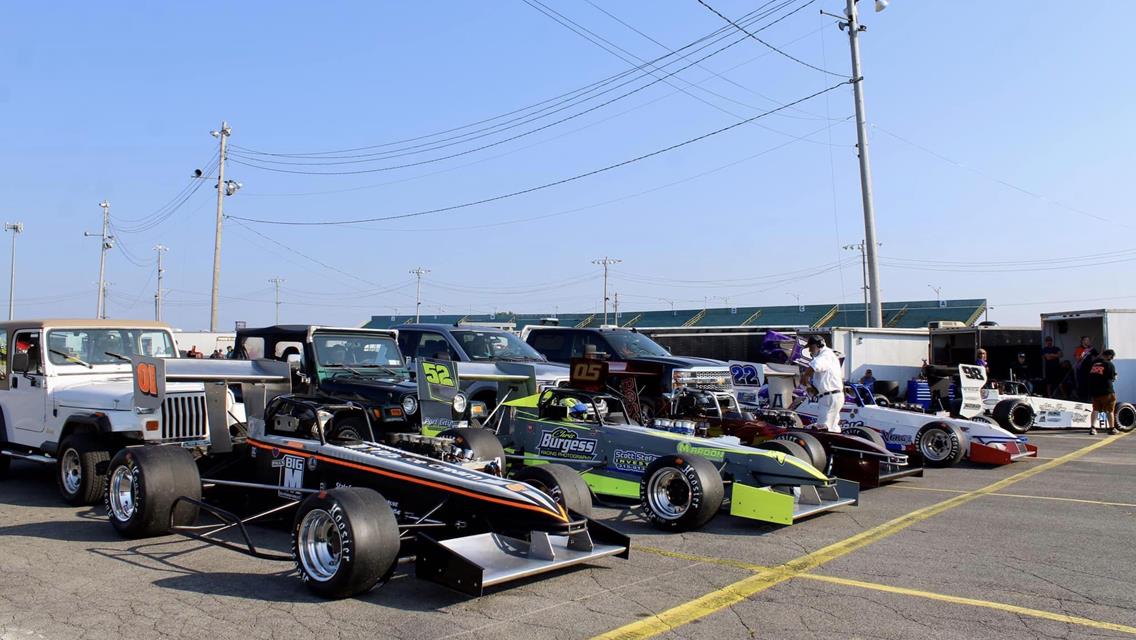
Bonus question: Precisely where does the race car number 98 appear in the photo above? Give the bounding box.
[423,362,455,386]
[960,365,984,380]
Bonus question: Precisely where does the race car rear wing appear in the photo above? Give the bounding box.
[416,359,536,430]
[132,356,292,452]
[953,364,987,419]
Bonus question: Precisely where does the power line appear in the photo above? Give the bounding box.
[695,0,843,77]
[227,80,848,226]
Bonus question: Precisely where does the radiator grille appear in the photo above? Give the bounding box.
[160,393,209,442]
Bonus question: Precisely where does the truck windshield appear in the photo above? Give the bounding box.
[605,332,671,358]
[452,330,546,362]
[314,333,407,377]
[47,329,177,366]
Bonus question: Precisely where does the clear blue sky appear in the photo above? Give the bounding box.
[2,1,1132,330]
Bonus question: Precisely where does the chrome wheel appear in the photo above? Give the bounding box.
[297,509,342,582]
[919,429,951,462]
[646,468,691,521]
[60,448,82,496]
[107,465,136,521]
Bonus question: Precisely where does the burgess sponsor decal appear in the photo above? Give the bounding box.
[612,449,657,473]
[538,427,598,460]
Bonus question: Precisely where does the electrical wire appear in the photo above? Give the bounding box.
[112,152,219,233]
[227,80,848,226]
[695,0,843,77]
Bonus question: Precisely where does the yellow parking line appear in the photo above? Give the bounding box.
[592,432,1130,640]
[634,546,770,573]
[799,574,1136,635]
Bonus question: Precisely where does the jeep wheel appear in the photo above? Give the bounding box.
[57,433,111,506]
[639,454,723,532]
[293,487,400,599]
[106,446,201,538]
[917,422,965,467]
[440,427,505,476]
[992,399,1034,434]
[1115,403,1136,433]
[0,454,9,479]
[513,463,592,518]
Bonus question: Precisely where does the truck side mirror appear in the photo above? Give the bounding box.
[286,353,302,369]
[11,352,29,373]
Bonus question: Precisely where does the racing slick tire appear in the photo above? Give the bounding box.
[1115,403,1136,432]
[57,433,112,506]
[292,487,400,599]
[843,426,888,450]
[106,445,201,538]
[514,463,593,518]
[772,432,827,471]
[640,454,724,532]
[916,422,966,467]
[992,399,1034,434]
[756,439,813,468]
[440,427,506,476]
[969,414,997,426]
[874,396,891,408]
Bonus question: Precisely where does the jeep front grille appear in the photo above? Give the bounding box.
[161,393,209,442]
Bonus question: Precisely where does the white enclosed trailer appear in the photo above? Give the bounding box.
[1040,309,1136,401]
[799,327,930,385]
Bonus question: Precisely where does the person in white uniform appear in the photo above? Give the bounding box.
[802,335,844,432]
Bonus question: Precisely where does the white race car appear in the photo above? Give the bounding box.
[979,381,1136,434]
[789,365,1038,467]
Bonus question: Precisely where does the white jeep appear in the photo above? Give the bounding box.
[0,320,215,504]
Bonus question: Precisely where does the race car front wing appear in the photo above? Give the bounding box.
[728,478,860,526]
[969,438,1039,465]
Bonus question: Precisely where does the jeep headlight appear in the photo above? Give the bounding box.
[452,393,468,415]
[401,395,418,416]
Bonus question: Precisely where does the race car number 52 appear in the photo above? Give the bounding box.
[423,362,455,386]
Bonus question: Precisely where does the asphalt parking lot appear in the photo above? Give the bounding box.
[1,431,1134,640]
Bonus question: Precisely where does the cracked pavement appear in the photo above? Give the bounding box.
[2,432,1134,639]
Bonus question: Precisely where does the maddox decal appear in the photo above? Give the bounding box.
[676,441,725,462]
[538,427,598,460]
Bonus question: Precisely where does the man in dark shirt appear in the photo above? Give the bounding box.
[1041,337,1063,397]
[1087,349,1118,435]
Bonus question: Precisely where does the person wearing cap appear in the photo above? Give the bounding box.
[1010,352,1032,393]
[802,336,844,432]
[1041,337,1063,397]
[1087,349,1118,434]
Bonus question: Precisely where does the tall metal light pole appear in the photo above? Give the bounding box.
[592,256,621,325]
[154,245,168,321]
[4,222,23,320]
[843,241,869,326]
[928,284,943,307]
[825,0,886,326]
[409,267,430,323]
[84,201,113,319]
[268,277,285,324]
[209,121,241,332]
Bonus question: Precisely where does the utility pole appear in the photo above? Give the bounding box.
[154,245,168,321]
[84,201,113,319]
[4,222,23,320]
[268,277,285,324]
[825,0,885,327]
[843,241,870,326]
[209,121,240,332]
[928,284,943,308]
[409,267,430,323]
[591,256,621,325]
[613,292,620,326]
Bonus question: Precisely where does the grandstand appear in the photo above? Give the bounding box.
[363,298,987,331]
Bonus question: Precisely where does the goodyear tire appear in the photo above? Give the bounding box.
[843,426,887,450]
[756,439,812,467]
[106,446,201,538]
[772,432,827,471]
[57,433,112,506]
[514,463,592,518]
[440,427,506,476]
[292,487,400,599]
[1116,403,1136,433]
[639,455,724,532]
[917,422,965,467]
[969,414,997,426]
[992,399,1034,434]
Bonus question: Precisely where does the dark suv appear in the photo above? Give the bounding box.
[395,323,568,410]
[236,325,465,433]
[522,326,733,419]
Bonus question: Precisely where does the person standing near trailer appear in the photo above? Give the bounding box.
[1088,349,1119,435]
[802,336,844,432]
[1041,337,1063,397]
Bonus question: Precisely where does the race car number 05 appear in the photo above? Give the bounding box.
[572,362,603,382]
[423,362,455,386]
[136,363,159,397]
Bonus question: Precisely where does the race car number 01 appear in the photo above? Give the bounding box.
[136,362,159,397]
[423,362,455,386]
[572,361,604,382]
